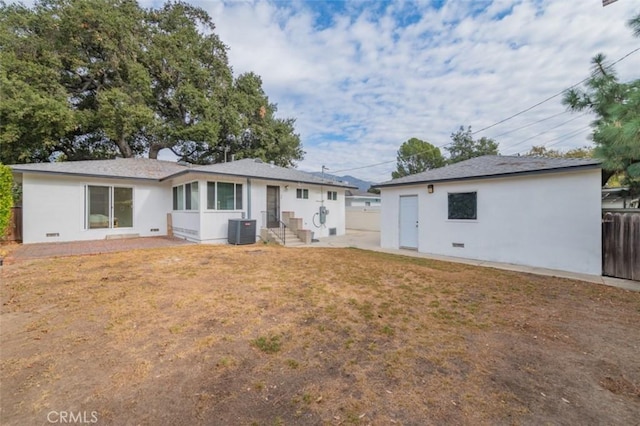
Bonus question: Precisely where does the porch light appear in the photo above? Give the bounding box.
[427,184,434,194]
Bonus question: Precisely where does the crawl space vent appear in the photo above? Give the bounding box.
[329,228,337,236]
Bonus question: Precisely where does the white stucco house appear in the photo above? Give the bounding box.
[376,155,602,275]
[345,190,381,208]
[10,158,354,245]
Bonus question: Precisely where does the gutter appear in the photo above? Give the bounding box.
[374,163,602,189]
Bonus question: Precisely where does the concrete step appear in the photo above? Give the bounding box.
[266,228,307,247]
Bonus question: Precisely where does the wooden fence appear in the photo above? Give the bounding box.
[4,207,22,242]
[602,211,640,281]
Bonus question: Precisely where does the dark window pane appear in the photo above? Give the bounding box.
[186,182,198,210]
[448,192,477,220]
[207,182,216,209]
[217,182,235,210]
[185,183,192,210]
[114,187,133,228]
[173,186,178,210]
[173,185,184,210]
[88,186,110,229]
[235,184,243,210]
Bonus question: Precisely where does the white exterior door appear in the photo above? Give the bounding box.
[399,195,418,249]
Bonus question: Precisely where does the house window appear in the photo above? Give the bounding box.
[206,181,243,210]
[296,188,309,199]
[86,185,133,229]
[172,182,198,211]
[448,192,477,220]
[185,182,199,210]
[327,191,337,200]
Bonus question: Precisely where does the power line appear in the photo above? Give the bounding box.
[330,47,639,176]
[471,46,640,135]
[489,110,569,139]
[502,113,587,155]
[513,125,592,155]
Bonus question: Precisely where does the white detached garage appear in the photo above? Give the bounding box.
[376,156,602,276]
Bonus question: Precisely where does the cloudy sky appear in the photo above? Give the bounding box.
[157,1,638,181]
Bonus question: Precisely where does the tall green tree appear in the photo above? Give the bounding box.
[562,13,640,190]
[446,126,499,164]
[392,138,444,179]
[144,1,232,162]
[0,0,303,166]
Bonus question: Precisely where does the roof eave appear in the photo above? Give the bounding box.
[162,169,357,189]
[374,163,602,189]
[11,168,165,182]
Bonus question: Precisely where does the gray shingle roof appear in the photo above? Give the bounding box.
[189,159,355,188]
[10,158,188,180]
[376,155,601,187]
[10,157,355,188]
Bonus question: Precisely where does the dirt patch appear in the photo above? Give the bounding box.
[1,245,639,425]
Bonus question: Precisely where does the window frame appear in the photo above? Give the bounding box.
[447,191,477,220]
[205,181,243,211]
[327,191,338,201]
[172,182,199,211]
[85,185,134,230]
[296,188,309,199]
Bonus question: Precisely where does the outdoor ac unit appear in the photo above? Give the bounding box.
[228,219,256,245]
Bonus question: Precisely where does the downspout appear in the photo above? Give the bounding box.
[247,178,252,219]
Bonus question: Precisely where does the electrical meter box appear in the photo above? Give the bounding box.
[319,206,329,224]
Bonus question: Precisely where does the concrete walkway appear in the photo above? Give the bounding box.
[312,230,640,292]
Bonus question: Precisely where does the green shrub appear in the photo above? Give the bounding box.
[0,164,13,238]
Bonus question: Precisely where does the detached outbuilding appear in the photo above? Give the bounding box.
[376,156,602,275]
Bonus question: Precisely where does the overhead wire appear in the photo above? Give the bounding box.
[328,47,640,176]
[501,113,588,154]
[471,46,640,135]
[512,125,592,156]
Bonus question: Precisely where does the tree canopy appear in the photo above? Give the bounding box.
[0,0,303,167]
[562,14,640,190]
[446,126,499,164]
[524,145,593,159]
[392,137,444,179]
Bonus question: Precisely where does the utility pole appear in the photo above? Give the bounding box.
[321,165,328,204]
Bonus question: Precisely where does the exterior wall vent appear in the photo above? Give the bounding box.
[329,228,337,236]
[452,242,464,248]
[46,233,60,237]
[150,228,160,232]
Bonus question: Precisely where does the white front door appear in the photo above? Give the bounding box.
[399,195,418,249]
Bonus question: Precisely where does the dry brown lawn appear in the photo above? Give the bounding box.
[1,244,639,425]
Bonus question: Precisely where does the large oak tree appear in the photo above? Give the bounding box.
[0,0,303,166]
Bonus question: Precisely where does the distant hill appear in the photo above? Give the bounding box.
[312,172,373,192]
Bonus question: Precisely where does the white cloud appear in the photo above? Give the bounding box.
[200,0,638,182]
[22,0,639,182]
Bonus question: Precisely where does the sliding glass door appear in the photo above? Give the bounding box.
[86,186,133,229]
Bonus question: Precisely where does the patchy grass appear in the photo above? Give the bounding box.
[1,244,639,425]
[252,335,282,354]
